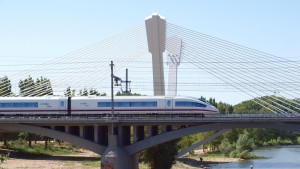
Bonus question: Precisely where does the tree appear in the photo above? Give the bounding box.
[78,88,88,96]
[227,105,234,114]
[140,139,180,169]
[236,131,253,152]
[89,89,106,96]
[19,76,35,96]
[77,88,106,96]
[217,103,226,114]
[219,138,235,156]
[19,76,53,96]
[64,87,76,97]
[19,132,33,147]
[0,76,12,96]
[35,77,53,96]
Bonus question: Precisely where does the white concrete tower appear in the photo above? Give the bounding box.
[166,37,182,96]
[145,13,166,96]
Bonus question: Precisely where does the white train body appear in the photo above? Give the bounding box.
[0,96,219,116]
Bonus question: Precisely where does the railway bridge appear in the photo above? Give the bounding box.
[1,115,300,169]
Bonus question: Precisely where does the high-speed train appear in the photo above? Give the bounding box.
[0,96,219,117]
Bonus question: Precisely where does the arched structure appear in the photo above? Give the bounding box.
[125,122,300,155]
[0,123,106,154]
[1,119,300,169]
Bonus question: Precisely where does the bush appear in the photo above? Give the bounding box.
[0,153,9,163]
[229,150,239,158]
[219,139,235,156]
[236,132,253,151]
[239,150,251,159]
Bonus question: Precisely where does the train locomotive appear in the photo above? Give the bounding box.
[0,96,219,117]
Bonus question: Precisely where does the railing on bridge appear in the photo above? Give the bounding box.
[1,113,300,123]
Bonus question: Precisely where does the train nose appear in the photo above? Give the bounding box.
[210,106,219,112]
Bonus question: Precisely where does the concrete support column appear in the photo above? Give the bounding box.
[99,126,108,146]
[83,126,94,141]
[94,125,98,143]
[137,126,145,141]
[163,125,172,133]
[118,126,130,146]
[79,125,84,138]
[148,125,158,137]
[133,125,145,143]
[133,125,137,143]
[65,125,69,134]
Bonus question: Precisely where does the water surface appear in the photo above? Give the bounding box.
[210,145,300,169]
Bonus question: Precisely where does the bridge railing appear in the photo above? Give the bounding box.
[0,113,300,123]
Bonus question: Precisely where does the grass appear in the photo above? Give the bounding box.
[4,142,79,157]
[81,160,101,167]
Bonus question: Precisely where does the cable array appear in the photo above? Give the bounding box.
[166,23,300,115]
[0,24,150,96]
[1,22,299,116]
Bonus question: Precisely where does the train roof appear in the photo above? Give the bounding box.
[0,96,202,101]
[70,96,199,100]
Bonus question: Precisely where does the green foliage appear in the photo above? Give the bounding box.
[116,91,142,96]
[19,76,53,96]
[81,160,101,167]
[77,88,106,96]
[64,86,76,96]
[219,138,235,156]
[140,139,180,169]
[179,134,200,151]
[7,142,78,157]
[0,76,12,96]
[234,99,263,113]
[236,131,253,152]
[233,96,300,114]
[199,96,234,114]
[0,153,9,163]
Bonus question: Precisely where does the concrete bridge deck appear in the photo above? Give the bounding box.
[1,114,300,124]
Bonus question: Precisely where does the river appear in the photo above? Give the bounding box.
[209,145,300,169]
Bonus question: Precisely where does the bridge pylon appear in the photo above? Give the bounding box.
[145,13,166,96]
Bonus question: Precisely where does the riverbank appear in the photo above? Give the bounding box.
[0,147,242,169]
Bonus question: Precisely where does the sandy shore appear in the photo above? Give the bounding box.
[0,148,100,169]
[0,148,240,169]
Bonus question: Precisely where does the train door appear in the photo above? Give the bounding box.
[59,98,67,114]
[165,97,173,113]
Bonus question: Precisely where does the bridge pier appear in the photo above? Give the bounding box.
[118,125,130,146]
[134,125,145,143]
[101,134,138,169]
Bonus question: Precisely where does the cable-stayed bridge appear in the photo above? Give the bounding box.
[0,14,300,169]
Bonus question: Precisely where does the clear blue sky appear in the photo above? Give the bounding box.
[0,1,299,104]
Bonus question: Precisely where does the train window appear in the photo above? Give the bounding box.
[98,102,111,107]
[130,102,157,107]
[115,102,130,107]
[0,102,38,108]
[175,101,206,108]
[98,101,157,107]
